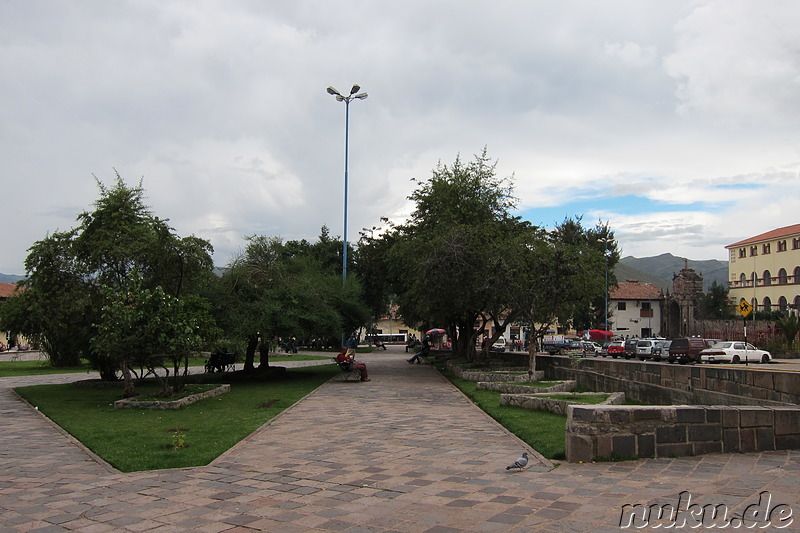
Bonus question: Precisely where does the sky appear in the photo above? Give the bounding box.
[2,0,799,275]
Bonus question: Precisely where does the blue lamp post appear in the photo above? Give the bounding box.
[326,84,368,288]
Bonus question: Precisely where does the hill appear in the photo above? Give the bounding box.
[617,253,728,293]
[0,273,24,284]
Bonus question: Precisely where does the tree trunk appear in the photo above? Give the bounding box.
[243,334,257,373]
[258,336,270,369]
[120,360,136,398]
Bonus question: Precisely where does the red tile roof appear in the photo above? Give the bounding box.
[726,223,800,248]
[610,280,662,300]
[0,283,22,298]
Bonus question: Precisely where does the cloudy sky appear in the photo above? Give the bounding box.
[2,0,799,275]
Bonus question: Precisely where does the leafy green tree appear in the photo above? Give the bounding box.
[91,274,214,397]
[383,149,527,361]
[702,280,733,319]
[213,233,368,372]
[0,173,214,377]
[775,314,799,352]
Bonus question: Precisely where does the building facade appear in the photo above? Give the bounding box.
[609,280,663,338]
[726,224,800,314]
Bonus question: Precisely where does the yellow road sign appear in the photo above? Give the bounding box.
[737,298,753,317]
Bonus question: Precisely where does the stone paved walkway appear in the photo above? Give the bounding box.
[1,349,799,532]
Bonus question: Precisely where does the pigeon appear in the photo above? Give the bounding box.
[506,452,528,471]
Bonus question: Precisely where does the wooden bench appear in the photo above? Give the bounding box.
[332,357,362,381]
[206,351,236,373]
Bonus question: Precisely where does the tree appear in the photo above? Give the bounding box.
[91,274,214,397]
[383,149,525,361]
[213,232,368,372]
[0,173,214,377]
[775,314,799,352]
[702,281,733,319]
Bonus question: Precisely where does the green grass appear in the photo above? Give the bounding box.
[436,362,566,460]
[0,360,93,377]
[14,364,339,472]
[0,354,333,377]
[548,394,610,405]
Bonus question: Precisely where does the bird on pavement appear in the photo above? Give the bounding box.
[506,452,528,471]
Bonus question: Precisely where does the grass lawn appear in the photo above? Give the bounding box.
[548,394,610,405]
[0,360,93,377]
[14,364,339,472]
[0,354,332,378]
[435,361,566,460]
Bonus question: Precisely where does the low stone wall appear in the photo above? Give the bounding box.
[445,360,536,382]
[566,404,800,462]
[477,380,574,394]
[536,355,799,406]
[114,384,230,409]
[502,391,625,416]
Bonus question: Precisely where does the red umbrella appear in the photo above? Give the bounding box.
[426,328,446,335]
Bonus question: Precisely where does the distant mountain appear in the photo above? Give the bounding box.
[616,253,728,293]
[0,273,24,284]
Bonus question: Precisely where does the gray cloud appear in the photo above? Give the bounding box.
[1,0,798,274]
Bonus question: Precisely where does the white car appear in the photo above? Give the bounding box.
[699,342,771,364]
[581,341,602,355]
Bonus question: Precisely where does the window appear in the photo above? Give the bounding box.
[641,302,651,310]
[763,243,771,254]
[795,267,800,284]
[617,302,627,311]
[779,296,788,313]
[739,247,746,258]
[778,240,787,252]
[739,273,747,287]
[794,238,800,250]
[752,272,758,287]
[763,270,772,285]
[779,268,788,285]
[763,297,772,313]
[750,246,758,257]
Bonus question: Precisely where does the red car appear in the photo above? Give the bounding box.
[605,341,624,358]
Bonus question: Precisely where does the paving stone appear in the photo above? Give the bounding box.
[1,354,799,532]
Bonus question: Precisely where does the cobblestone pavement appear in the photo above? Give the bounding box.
[1,350,799,532]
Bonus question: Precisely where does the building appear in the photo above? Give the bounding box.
[662,261,705,338]
[609,279,663,338]
[726,224,800,314]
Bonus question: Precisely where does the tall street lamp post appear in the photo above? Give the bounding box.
[326,84,368,289]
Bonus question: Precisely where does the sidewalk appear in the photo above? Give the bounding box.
[0,348,798,532]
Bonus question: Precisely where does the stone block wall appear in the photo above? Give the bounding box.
[536,355,800,406]
[566,405,800,462]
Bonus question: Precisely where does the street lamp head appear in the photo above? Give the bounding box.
[350,84,361,95]
[326,86,341,96]
[335,95,345,102]
[354,92,368,100]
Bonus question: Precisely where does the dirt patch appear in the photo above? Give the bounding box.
[259,399,280,408]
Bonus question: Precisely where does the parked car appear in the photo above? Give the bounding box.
[699,342,772,364]
[581,341,602,356]
[623,338,639,359]
[667,337,715,364]
[651,340,671,361]
[606,340,624,358]
[635,339,660,361]
[492,336,506,352]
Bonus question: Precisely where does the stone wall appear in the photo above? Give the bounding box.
[536,355,800,406]
[113,384,230,409]
[566,404,800,463]
[477,380,574,394]
[503,392,625,416]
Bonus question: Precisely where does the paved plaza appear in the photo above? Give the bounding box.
[1,348,799,532]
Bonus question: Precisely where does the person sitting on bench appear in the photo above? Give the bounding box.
[336,348,370,382]
[407,336,430,364]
